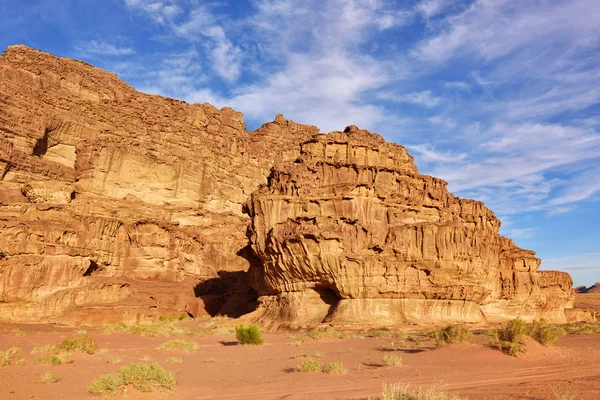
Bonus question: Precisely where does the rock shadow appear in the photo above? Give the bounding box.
[194,269,258,318]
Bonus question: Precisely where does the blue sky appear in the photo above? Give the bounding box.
[1,0,599,286]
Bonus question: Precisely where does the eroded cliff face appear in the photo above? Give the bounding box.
[0,45,317,323]
[0,46,579,327]
[246,127,576,328]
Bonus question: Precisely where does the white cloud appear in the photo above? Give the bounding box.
[406,144,466,163]
[443,81,470,91]
[76,40,135,57]
[416,0,453,18]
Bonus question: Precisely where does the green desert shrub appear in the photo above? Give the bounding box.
[87,363,175,395]
[323,361,348,375]
[530,320,565,346]
[495,318,528,356]
[56,334,97,354]
[235,325,264,345]
[565,323,600,334]
[156,339,198,352]
[434,325,472,347]
[296,358,323,373]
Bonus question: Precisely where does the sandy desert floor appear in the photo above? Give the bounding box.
[1,297,599,400]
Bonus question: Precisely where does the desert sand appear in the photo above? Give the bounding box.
[1,315,600,400]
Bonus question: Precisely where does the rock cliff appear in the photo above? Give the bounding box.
[0,46,580,326]
[0,45,317,323]
[246,127,576,327]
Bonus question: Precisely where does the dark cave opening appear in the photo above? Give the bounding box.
[32,129,50,157]
[83,260,100,277]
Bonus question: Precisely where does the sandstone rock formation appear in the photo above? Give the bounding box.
[0,45,317,323]
[0,45,583,327]
[246,128,576,327]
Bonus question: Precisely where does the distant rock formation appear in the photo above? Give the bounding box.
[246,128,576,327]
[577,283,600,294]
[0,45,587,326]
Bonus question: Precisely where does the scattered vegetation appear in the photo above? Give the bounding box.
[15,358,27,366]
[102,317,192,337]
[493,318,567,356]
[34,351,73,366]
[294,337,304,347]
[323,361,348,375]
[494,318,528,356]
[530,320,565,346]
[56,334,97,354]
[166,357,183,364]
[156,339,199,352]
[433,325,472,347]
[106,355,123,364]
[382,354,402,367]
[204,357,216,363]
[372,330,394,338]
[550,384,578,400]
[235,325,264,345]
[307,330,327,340]
[12,328,25,336]
[87,363,175,395]
[296,358,323,373]
[0,347,23,367]
[373,383,467,400]
[40,371,61,384]
[565,323,600,335]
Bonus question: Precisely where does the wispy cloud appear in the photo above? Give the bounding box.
[381,90,441,108]
[76,40,135,57]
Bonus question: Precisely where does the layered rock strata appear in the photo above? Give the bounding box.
[0,45,317,323]
[246,127,575,327]
[0,45,580,327]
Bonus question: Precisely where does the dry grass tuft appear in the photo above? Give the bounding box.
[550,384,578,400]
[41,371,61,384]
[323,361,348,375]
[382,354,402,367]
[87,363,175,395]
[166,357,183,364]
[156,339,198,352]
[56,334,97,354]
[373,383,467,400]
[296,358,323,373]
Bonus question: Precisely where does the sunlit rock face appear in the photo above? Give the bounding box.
[0,45,580,327]
[246,127,576,328]
[0,45,317,323]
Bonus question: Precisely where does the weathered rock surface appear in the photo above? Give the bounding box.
[0,45,317,323]
[0,45,582,327]
[246,128,576,327]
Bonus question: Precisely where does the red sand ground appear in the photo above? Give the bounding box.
[1,322,599,400]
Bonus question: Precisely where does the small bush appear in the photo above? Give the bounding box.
[434,325,472,347]
[296,358,323,373]
[495,318,528,356]
[33,351,73,366]
[566,323,600,334]
[56,334,97,354]
[378,341,404,351]
[376,383,466,400]
[156,339,198,352]
[307,330,327,340]
[323,361,348,375]
[41,371,61,384]
[166,357,183,364]
[235,325,264,345]
[106,355,122,364]
[382,354,402,367]
[15,359,27,366]
[531,321,565,346]
[372,330,393,338]
[87,363,175,395]
[204,357,216,363]
[0,347,23,367]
